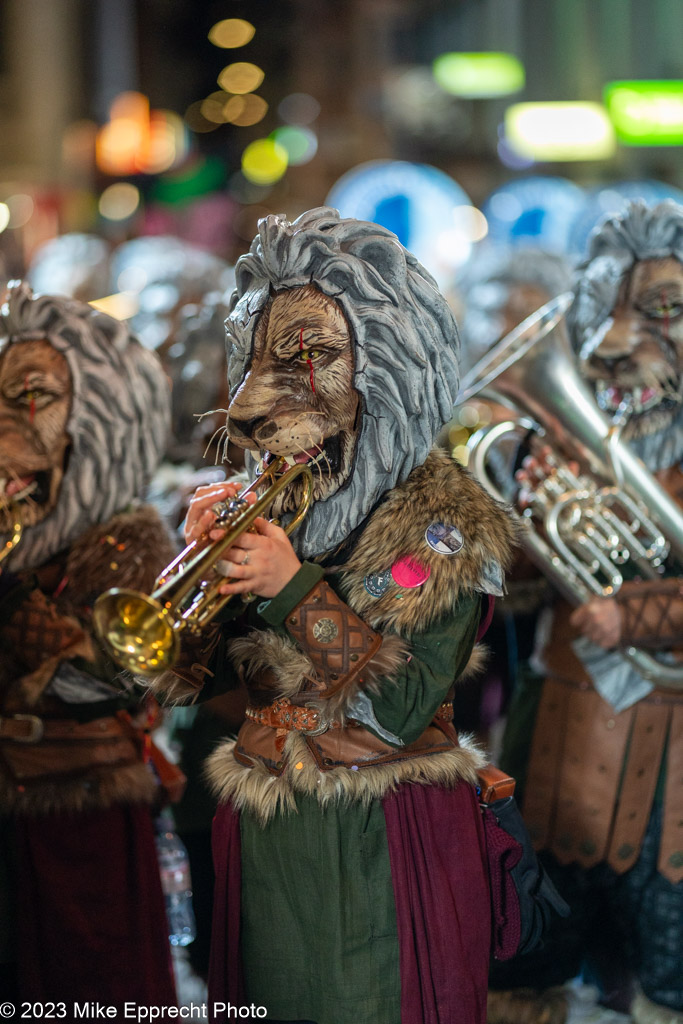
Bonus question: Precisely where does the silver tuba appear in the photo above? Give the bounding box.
[460,292,683,690]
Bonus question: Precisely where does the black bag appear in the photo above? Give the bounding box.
[483,793,570,960]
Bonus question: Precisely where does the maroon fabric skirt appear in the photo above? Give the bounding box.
[209,782,490,1024]
[12,803,176,1005]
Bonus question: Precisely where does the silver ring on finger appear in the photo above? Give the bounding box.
[241,553,250,566]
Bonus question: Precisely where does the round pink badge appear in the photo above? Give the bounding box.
[391,556,431,588]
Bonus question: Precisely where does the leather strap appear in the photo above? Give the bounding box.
[0,712,130,743]
[307,719,457,771]
[234,702,460,775]
[0,714,44,743]
[523,677,573,851]
[285,579,382,695]
[606,702,671,873]
[549,685,632,868]
[524,680,633,868]
[660,704,683,883]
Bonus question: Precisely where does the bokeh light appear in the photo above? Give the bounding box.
[98,183,141,221]
[278,93,321,125]
[6,194,34,229]
[452,205,488,242]
[224,94,269,127]
[138,110,188,174]
[184,101,219,134]
[604,81,683,145]
[241,139,289,185]
[505,102,616,161]
[0,204,10,234]
[433,52,525,98]
[201,92,231,124]
[96,118,146,176]
[217,62,264,95]
[208,19,255,49]
[271,126,318,165]
[89,292,140,319]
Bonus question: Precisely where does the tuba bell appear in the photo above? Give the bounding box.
[93,458,313,678]
[460,292,683,690]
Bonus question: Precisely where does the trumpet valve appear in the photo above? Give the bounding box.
[211,496,249,526]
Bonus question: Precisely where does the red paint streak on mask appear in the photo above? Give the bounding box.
[25,375,35,423]
[299,326,316,393]
[662,289,669,340]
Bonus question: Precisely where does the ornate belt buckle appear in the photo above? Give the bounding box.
[302,702,328,736]
[2,713,45,743]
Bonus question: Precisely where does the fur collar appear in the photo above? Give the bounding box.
[61,503,177,613]
[338,447,517,635]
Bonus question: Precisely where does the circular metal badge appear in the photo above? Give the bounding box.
[363,569,392,597]
[425,521,463,555]
[312,617,339,643]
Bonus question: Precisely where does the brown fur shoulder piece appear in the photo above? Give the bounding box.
[340,448,518,635]
[63,503,178,612]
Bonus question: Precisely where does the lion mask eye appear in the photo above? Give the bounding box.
[297,348,323,361]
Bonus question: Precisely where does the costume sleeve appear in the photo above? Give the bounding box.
[363,592,481,746]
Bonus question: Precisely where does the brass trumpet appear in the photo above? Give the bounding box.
[93,458,314,678]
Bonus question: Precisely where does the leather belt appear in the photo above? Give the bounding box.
[245,699,328,736]
[0,712,132,745]
[0,714,44,743]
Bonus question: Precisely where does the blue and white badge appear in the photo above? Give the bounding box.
[425,521,463,555]
[363,568,392,597]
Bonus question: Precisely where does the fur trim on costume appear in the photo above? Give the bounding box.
[230,630,315,695]
[339,448,517,636]
[460,643,488,681]
[0,761,158,816]
[63,504,177,612]
[486,987,569,1024]
[228,629,410,720]
[632,991,683,1024]
[205,729,487,826]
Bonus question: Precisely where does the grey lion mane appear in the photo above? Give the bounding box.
[567,200,683,356]
[0,282,170,571]
[226,206,461,557]
[566,200,683,471]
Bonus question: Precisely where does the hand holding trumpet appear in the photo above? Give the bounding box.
[185,479,302,599]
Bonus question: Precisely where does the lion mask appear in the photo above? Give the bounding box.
[224,207,462,558]
[567,200,683,470]
[0,282,170,572]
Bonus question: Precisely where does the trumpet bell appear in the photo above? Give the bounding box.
[92,588,180,677]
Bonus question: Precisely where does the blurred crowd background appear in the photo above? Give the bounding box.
[1,0,681,291]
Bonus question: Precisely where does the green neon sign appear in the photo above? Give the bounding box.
[433,52,525,98]
[604,81,683,145]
